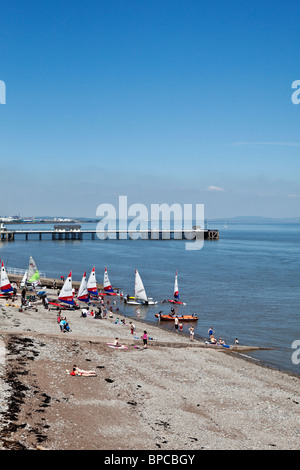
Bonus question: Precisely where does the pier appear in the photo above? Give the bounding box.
[0,226,219,242]
[0,224,15,241]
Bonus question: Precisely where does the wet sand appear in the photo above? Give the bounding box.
[0,288,299,450]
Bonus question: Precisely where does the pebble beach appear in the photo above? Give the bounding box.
[0,287,299,451]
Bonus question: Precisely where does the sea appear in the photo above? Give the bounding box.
[0,222,299,376]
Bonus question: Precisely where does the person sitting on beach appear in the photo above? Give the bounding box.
[210,336,217,344]
[114,337,121,347]
[59,318,66,332]
[81,308,87,317]
[218,338,225,345]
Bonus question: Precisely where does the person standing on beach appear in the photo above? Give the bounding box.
[189,326,194,341]
[208,327,214,338]
[142,331,148,349]
[174,316,179,332]
[130,322,135,334]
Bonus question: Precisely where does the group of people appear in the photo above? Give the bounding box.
[57,313,71,332]
[113,317,126,325]
[206,327,238,346]
[174,316,183,332]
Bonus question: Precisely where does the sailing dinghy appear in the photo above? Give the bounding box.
[87,267,99,298]
[56,271,77,308]
[0,261,13,296]
[20,270,28,288]
[28,256,41,286]
[103,267,117,295]
[124,269,157,305]
[77,271,89,302]
[166,271,186,305]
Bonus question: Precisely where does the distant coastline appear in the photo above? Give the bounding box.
[1,216,300,225]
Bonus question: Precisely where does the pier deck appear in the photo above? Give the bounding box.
[0,228,219,241]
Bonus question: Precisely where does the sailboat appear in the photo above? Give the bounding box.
[166,271,186,306]
[58,272,74,306]
[0,260,13,296]
[20,270,28,288]
[27,255,41,286]
[87,267,98,298]
[77,271,89,302]
[124,269,157,305]
[103,267,117,296]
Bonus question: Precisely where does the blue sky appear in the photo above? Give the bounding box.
[0,0,299,219]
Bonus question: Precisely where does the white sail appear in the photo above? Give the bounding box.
[58,272,74,305]
[20,270,28,287]
[28,255,41,285]
[0,261,13,292]
[174,271,179,299]
[103,267,115,293]
[77,272,89,302]
[134,269,148,302]
[87,266,98,296]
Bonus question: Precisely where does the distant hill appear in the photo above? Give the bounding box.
[207,216,300,225]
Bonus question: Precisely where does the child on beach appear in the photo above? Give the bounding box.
[189,326,194,341]
[142,331,148,349]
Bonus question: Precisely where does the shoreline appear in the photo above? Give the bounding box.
[0,287,299,450]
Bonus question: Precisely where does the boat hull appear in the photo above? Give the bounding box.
[124,298,157,306]
[167,299,186,306]
[155,314,198,321]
